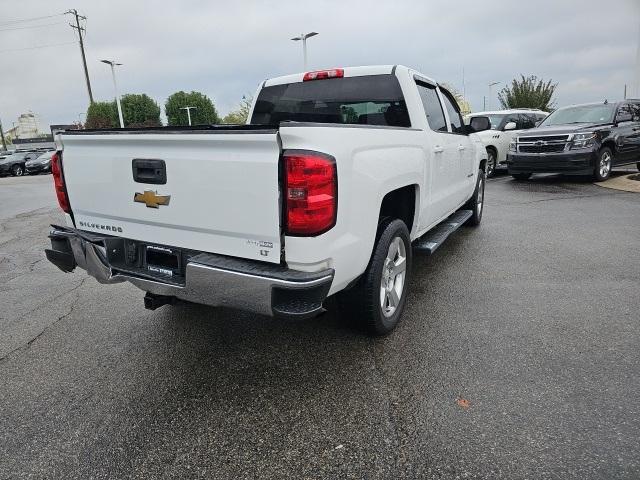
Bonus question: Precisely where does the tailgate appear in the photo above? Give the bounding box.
[60,130,283,264]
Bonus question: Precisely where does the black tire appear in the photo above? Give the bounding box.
[511,173,531,181]
[594,147,613,181]
[10,164,24,177]
[486,148,497,178]
[464,168,485,226]
[339,218,412,336]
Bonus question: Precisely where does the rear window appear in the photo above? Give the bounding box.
[251,74,411,127]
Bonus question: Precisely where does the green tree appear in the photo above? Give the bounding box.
[121,94,162,127]
[165,91,220,126]
[85,101,117,129]
[222,95,253,124]
[498,75,557,111]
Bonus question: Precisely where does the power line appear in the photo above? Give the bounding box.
[0,13,65,27]
[0,21,66,33]
[0,41,76,54]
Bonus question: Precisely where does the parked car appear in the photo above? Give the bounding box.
[507,100,640,181]
[25,150,55,175]
[465,109,547,177]
[0,151,40,176]
[44,65,491,335]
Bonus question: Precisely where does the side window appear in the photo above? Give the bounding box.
[440,90,465,134]
[625,103,640,122]
[416,82,447,132]
[616,104,633,122]
[518,113,537,130]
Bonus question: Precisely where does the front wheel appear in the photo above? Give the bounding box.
[464,168,485,226]
[339,219,412,336]
[10,164,24,177]
[486,149,497,178]
[594,147,613,181]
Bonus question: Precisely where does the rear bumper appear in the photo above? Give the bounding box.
[506,150,597,175]
[45,226,334,319]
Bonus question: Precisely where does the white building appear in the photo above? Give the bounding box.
[4,112,42,140]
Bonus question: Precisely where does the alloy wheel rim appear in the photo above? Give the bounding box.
[380,236,407,318]
[477,174,485,215]
[487,153,496,176]
[599,152,611,178]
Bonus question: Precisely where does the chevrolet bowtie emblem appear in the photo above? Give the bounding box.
[134,190,171,208]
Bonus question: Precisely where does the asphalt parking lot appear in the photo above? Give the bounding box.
[1,171,639,479]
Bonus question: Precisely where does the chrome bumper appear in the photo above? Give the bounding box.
[45,226,334,319]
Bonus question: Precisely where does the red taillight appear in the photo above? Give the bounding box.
[303,68,344,81]
[284,150,337,236]
[51,151,71,214]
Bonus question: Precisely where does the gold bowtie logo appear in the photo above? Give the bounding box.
[134,190,171,208]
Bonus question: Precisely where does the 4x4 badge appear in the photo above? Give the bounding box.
[134,190,171,208]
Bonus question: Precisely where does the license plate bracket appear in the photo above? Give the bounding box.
[145,245,181,278]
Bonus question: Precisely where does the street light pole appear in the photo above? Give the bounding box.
[291,32,318,70]
[101,60,124,128]
[180,106,197,126]
[488,81,500,110]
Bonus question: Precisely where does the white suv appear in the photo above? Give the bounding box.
[465,109,547,177]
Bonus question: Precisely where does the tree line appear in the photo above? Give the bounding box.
[85,91,251,129]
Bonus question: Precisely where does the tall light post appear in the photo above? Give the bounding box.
[180,106,197,126]
[291,32,318,70]
[100,59,125,128]
[488,81,500,110]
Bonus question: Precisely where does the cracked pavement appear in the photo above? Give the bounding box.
[1,172,639,479]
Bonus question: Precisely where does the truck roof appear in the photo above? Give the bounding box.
[263,65,436,87]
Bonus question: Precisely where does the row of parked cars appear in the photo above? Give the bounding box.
[466,100,640,181]
[0,149,55,177]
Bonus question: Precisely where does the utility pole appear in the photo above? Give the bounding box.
[180,106,197,126]
[0,117,6,151]
[66,9,94,104]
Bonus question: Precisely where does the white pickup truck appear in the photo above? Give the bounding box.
[45,65,490,335]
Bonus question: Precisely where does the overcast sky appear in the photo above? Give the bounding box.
[1,0,639,130]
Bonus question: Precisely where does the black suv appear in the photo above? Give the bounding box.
[506,100,640,181]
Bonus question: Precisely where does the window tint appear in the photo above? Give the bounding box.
[416,83,446,132]
[518,113,537,129]
[616,104,634,122]
[629,103,640,121]
[251,74,410,127]
[440,90,465,134]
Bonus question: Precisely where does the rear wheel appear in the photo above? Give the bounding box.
[339,218,412,336]
[512,173,531,181]
[10,164,24,177]
[486,149,497,178]
[594,147,613,181]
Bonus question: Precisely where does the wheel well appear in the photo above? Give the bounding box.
[601,140,616,155]
[486,145,497,156]
[479,158,487,172]
[379,185,416,231]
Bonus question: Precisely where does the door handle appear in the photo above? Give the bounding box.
[433,146,444,153]
[458,145,466,151]
[132,158,167,185]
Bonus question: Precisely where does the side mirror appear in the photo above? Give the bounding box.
[503,121,517,131]
[468,116,490,133]
[616,112,632,124]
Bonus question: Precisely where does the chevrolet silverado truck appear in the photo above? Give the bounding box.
[507,100,640,181]
[45,65,490,335]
